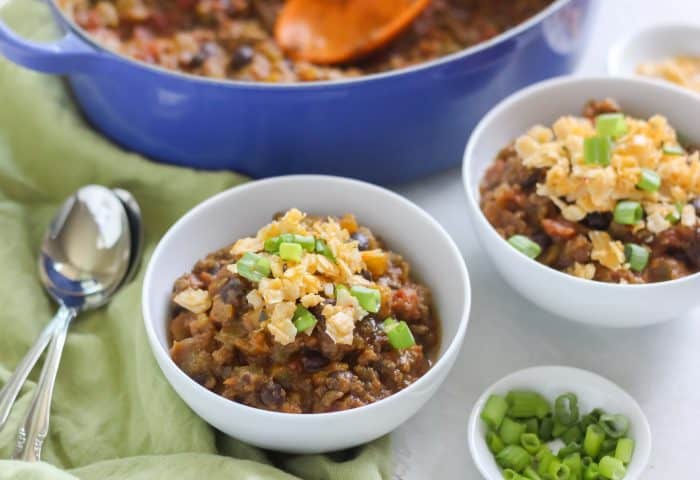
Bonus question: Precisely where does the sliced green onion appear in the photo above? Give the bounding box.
[335,284,349,299]
[584,136,613,166]
[236,252,271,282]
[636,168,661,192]
[292,305,317,333]
[599,456,626,480]
[663,144,686,156]
[486,430,505,454]
[562,425,583,445]
[506,391,551,419]
[552,420,569,439]
[584,463,600,480]
[481,394,509,430]
[581,456,594,468]
[264,236,282,253]
[315,238,336,262]
[614,438,635,464]
[554,393,580,427]
[613,201,643,225]
[600,438,618,458]
[524,418,539,435]
[496,445,532,472]
[537,449,556,478]
[382,317,416,350]
[547,457,571,480]
[563,453,583,479]
[557,442,581,460]
[499,417,527,446]
[520,433,541,455]
[293,234,316,252]
[583,424,606,458]
[503,469,521,480]
[507,235,542,259]
[350,285,381,313]
[596,113,628,139]
[538,415,554,442]
[666,203,683,224]
[598,414,630,439]
[523,466,543,480]
[624,243,649,272]
[279,242,303,262]
[579,413,598,431]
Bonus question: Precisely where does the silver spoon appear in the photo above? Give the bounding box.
[0,188,143,435]
[10,185,133,462]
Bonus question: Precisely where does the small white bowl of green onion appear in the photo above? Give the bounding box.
[467,366,651,480]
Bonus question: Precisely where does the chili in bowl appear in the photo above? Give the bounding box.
[462,76,700,327]
[142,175,470,453]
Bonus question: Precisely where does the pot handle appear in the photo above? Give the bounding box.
[0,17,102,74]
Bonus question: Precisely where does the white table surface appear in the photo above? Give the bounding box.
[392,1,700,478]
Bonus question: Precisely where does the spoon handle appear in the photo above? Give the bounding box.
[12,305,75,462]
[0,314,61,433]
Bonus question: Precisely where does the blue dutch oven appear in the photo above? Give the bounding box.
[0,0,594,184]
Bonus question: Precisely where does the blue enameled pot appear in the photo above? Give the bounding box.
[0,0,595,184]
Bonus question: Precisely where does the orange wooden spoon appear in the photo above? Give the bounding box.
[275,0,432,65]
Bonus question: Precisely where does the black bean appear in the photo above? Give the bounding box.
[231,45,254,70]
[301,350,329,372]
[219,276,247,307]
[259,381,285,408]
[582,212,612,230]
[351,231,370,251]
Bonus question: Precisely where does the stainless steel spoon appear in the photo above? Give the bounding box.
[10,185,133,462]
[0,188,143,435]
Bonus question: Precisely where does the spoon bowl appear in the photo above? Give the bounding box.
[275,0,431,65]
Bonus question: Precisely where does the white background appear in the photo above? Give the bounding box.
[393,0,700,478]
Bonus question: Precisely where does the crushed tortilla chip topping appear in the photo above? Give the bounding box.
[637,56,700,94]
[514,114,700,272]
[225,209,383,345]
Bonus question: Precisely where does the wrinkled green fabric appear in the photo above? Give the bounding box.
[0,1,392,478]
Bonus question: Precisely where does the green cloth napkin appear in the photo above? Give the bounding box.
[0,1,392,478]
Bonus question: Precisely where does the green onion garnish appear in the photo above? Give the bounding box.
[662,144,686,156]
[382,317,416,350]
[636,168,661,192]
[595,113,628,139]
[279,242,303,262]
[496,445,532,472]
[554,393,579,426]
[547,458,571,480]
[292,305,317,333]
[558,442,582,459]
[584,463,600,480]
[499,417,527,446]
[235,252,271,282]
[315,238,336,262]
[265,233,315,253]
[481,394,509,430]
[624,243,649,272]
[507,235,542,259]
[520,433,541,455]
[584,136,613,166]
[666,203,683,224]
[599,456,626,480]
[506,390,551,419]
[613,201,643,225]
[598,414,630,439]
[614,438,635,464]
[583,424,605,458]
[350,285,381,313]
[485,431,505,455]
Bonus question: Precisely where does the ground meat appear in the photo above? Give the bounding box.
[61,0,554,82]
[169,217,439,413]
[479,101,700,283]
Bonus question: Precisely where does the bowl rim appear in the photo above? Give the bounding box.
[608,22,700,77]
[50,0,574,89]
[142,174,471,421]
[466,365,652,480]
[462,74,700,290]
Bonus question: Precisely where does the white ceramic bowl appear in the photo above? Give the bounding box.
[462,76,700,327]
[609,23,700,82]
[467,366,652,480]
[142,175,471,453]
